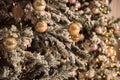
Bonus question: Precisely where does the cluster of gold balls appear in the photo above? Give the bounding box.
[3,0,48,51]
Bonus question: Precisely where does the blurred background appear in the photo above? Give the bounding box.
[110,0,120,60]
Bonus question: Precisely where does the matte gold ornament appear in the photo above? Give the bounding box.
[68,22,81,36]
[3,37,17,51]
[33,0,46,11]
[35,20,48,32]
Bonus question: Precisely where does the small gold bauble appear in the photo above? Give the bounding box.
[33,0,46,11]
[3,37,17,51]
[68,22,81,36]
[35,20,48,32]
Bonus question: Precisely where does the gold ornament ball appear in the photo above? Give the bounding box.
[68,22,81,36]
[3,37,17,51]
[71,34,81,42]
[33,0,46,11]
[35,20,48,32]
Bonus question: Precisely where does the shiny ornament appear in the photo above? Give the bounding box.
[33,0,46,11]
[90,44,98,51]
[68,22,81,36]
[3,37,17,51]
[92,8,99,14]
[35,20,48,32]
[69,0,76,4]
[95,27,103,34]
[71,34,80,42]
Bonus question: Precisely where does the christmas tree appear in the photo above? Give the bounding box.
[0,0,120,80]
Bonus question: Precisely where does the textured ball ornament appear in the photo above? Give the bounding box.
[3,37,17,51]
[68,22,81,36]
[69,0,76,4]
[95,27,103,34]
[33,0,46,11]
[35,20,48,32]
[71,34,81,42]
[90,44,98,51]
